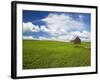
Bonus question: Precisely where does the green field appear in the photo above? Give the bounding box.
[23,40,91,69]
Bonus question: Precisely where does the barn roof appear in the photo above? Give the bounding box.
[75,36,81,40]
[71,36,81,41]
[72,36,80,40]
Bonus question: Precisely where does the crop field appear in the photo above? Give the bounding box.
[23,40,91,69]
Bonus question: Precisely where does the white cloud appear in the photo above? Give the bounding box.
[23,35,33,40]
[70,30,91,39]
[37,31,91,42]
[23,22,40,32]
[70,30,91,42]
[23,13,90,42]
[38,31,91,42]
[78,15,84,22]
[23,30,90,42]
[40,25,49,32]
[38,37,49,40]
[58,34,74,42]
[42,13,85,36]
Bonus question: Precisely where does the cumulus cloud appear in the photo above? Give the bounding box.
[40,25,49,32]
[23,13,90,42]
[55,30,90,42]
[38,31,90,42]
[38,37,49,40]
[70,30,91,39]
[78,15,84,22]
[23,31,90,42]
[42,13,84,36]
[58,34,74,42]
[23,22,40,33]
[23,35,33,40]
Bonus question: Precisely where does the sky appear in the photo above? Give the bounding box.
[23,10,91,42]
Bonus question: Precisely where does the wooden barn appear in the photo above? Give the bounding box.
[70,36,81,44]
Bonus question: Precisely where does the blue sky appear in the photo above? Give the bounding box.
[23,10,91,42]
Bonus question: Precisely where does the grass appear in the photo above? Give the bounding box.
[23,40,91,69]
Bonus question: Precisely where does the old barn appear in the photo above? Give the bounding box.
[70,36,81,44]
